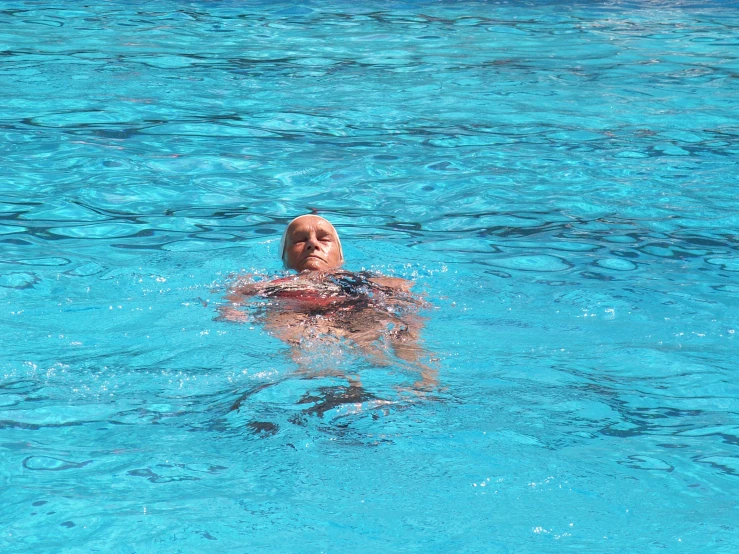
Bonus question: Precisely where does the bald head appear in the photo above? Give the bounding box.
[281,215,344,272]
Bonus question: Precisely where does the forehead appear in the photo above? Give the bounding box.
[287,216,337,236]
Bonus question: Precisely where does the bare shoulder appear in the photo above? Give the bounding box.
[369,276,414,293]
[228,275,271,298]
[231,281,263,296]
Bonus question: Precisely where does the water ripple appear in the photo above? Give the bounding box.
[2,2,739,552]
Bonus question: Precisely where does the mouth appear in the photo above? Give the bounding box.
[299,255,326,267]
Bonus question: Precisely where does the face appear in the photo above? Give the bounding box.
[284,216,343,272]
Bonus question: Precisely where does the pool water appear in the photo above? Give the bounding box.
[2,0,738,552]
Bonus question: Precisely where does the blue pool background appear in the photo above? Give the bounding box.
[1,0,738,552]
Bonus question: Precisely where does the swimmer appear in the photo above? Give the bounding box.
[218,214,437,392]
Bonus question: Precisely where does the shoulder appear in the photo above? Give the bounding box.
[368,276,414,293]
[231,275,280,295]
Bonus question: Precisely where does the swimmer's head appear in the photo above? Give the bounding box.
[280,215,344,272]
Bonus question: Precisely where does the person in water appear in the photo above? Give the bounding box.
[219,214,437,391]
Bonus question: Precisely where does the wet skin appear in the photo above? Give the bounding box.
[284,215,343,272]
[218,215,437,392]
[220,271,437,391]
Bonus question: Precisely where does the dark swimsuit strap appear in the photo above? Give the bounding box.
[257,271,395,305]
[328,271,395,297]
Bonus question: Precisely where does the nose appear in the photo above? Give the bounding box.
[305,235,319,251]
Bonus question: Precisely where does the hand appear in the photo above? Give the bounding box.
[215,306,249,323]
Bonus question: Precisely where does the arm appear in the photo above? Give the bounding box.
[369,276,431,313]
[216,277,267,323]
[388,312,438,392]
[369,276,414,293]
[373,277,437,390]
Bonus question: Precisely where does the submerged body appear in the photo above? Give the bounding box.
[219,215,437,391]
[220,270,436,390]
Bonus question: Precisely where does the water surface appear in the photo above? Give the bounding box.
[1,1,738,552]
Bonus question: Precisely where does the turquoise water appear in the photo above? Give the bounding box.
[2,0,738,551]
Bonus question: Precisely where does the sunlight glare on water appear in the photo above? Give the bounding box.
[1,0,738,552]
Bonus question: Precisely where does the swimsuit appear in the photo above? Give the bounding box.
[258,272,391,317]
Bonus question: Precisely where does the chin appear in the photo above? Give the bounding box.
[297,259,342,272]
[298,261,327,272]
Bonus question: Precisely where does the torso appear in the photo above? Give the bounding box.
[257,271,389,317]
